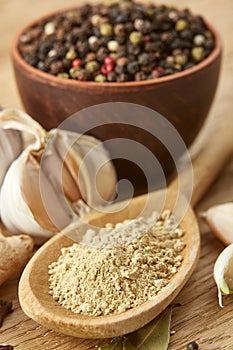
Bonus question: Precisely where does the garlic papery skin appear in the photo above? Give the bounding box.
[0,108,46,151]
[0,128,22,187]
[0,149,75,244]
[214,243,233,307]
[202,203,233,245]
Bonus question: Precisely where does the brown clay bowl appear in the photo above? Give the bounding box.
[11,9,222,192]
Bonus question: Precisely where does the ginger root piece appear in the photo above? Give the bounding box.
[0,230,33,286]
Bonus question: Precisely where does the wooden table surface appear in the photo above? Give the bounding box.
[0,0,233,349]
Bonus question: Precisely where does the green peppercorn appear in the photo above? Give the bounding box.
[145,9,154,18]
[191,47,205,62]
[100,23,113,36]
[69,67,81,78]
[66,11,79,19]
[175,54,187,66]
[65,49,77,60]
[95,74,107,82]
[129,31,143,45]
[57,73,69,79]
[85,60,100,73]
[174,63,182,71]
[175,19,188,32]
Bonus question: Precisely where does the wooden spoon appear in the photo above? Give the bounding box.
[18,114,233,339]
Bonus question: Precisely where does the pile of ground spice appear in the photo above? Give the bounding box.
[48,210,185,316]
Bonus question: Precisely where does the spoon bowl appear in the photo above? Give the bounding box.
[18,189,200,338]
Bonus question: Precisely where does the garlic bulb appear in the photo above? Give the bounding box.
[0,108,117,243]
[202,203,233,245]
[214,243,233,307]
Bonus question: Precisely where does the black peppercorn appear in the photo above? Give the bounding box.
[138,52,150,65]
[77,70,91,81]
[135,71,146,81]
[96,47,108,62]
[107,72,117,82]
[187,341,199,350]
[127,61,140,74]
[117,73,130,82]
[24,54,38,66]
[115,64,126,75]
[50,61,64,74]
[127,44,141,56]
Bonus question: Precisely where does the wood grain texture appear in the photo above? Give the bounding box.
[0,0,233,349]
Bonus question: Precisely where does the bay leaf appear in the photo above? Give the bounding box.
[99,307,172,350]
[100,337,137,350]
[127,307,172,350]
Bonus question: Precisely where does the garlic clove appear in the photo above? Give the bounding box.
[51,129,117,207]
[50,129,84,191]
[45,130,82,202]
[0,152,53,243]
[0,128,23,187]
[214,243,233,307]
[202,203,233,245]
[22,150,74,231]
[66,134,117,206]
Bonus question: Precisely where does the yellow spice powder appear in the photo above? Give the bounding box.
[48,210,185,316]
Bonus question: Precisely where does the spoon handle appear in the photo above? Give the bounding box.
[170,113,233,207]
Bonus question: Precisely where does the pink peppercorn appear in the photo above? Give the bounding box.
[144,35,151,42]
[71,58,83,68]
[104,56,116,65]
[156,66,164,74]
[101,64,114,75]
